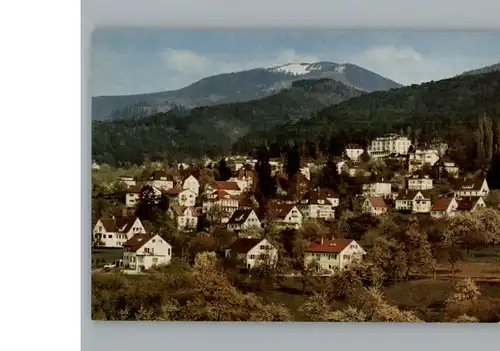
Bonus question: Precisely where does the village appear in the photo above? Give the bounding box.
[91,133,497,277]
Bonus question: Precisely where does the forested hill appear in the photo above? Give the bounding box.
[234,71,500,156]
[92,78,365,165]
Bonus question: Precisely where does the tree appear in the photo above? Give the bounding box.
[359,149,371,163]
[319,158,340,191]
[135,185,169,223]
[446,278,481,305]
[216,158,232,181]
[255,146,276,200]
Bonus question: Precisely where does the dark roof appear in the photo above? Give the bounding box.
[211,181,241,191]
[123,234,154,252]
[267,203,297,219]
[454,176,486,191]
[456,196,483,212]
[396,189,421,201]
[228,238,263,253]
[304,238,355,253]
[301,188,339,204]
[149,170,173,181]
[227,209,254,224]
[98,217,138,233]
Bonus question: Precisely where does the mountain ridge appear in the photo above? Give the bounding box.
[91,61,403,121]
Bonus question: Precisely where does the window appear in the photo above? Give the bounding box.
[343,255,350,260]
[152,239,155,243]
[153,258,158,263]
[98,226,102,231]
[108,235,112,238]
[250,255,256,259]
[144,248,150,253]
[168,248,171,255]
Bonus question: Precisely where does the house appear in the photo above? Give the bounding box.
[205,181,242,196]
[182,174,200,196]
[408,148,440,173]
[304,238,366,273]
[122,234,172,273]
[298,188,339,220]
[345,143,365,162]
[395,190,432,213]
[168,205,198,230]
[202,189,239,215]
[164,188,197,207]
[430,197,459,218]
[125,185,162,207]
[407,172,434,190]
[362,197,388,216]
[93,216,146,248]
[300,166,311,181]
[267,203,303,229]
[453,176,489,198]
[146,170,174,190]
[368,134,412,158]
[226,209,261,232]
[225,238,277,269]
[455,196,487,213]
[233,193,260,211]
[92,161,100,170]
[362,181,392,198]
[118,176,136,188]
[439,155,459,177]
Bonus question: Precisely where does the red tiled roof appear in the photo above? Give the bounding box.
[304,238,354,253]
[123,234,154,252]
[431,197,454,211]
[456,196,483,212]
[367,197,387,208]
[228,238,263,253]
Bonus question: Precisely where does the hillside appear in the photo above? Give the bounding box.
[91,62,402,121]
[234,71,500,165]
[461,62,500,76]
[92,79,365,165]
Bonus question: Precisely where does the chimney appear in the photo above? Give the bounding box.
[321,237,324,245]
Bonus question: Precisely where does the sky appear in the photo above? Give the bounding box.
[90,29,500,97]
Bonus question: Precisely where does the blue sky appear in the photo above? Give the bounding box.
[90,29,500,96]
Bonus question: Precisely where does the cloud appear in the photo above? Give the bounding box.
[348,45,493,85]
[161,48,320,76]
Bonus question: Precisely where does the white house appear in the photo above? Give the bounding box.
[93,216,146,248]
[202,189,239,214]
[226,209,261,232]
[164,188,197,207]
[408,148,440,173]
[304,238,366,273]
[430,197,459,218]
[182,174,200,196]
[146,170,174,190]
[267,203,303,229]
[454,176,489,198]
[407,173,434,191]
[122,234,172,273]
[118,176,136,188]
[168,205,199,231]
[395,190,432,213]
[362,197,388,216]
[362,181,392,198]
[368,134,412,157]
[298,188,339,220]
[440,155,459,178]
[345,143,365,162]
[225,238,277,269]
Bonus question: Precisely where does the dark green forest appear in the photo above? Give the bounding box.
[92,72,500,168]
[92,78,364,165]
